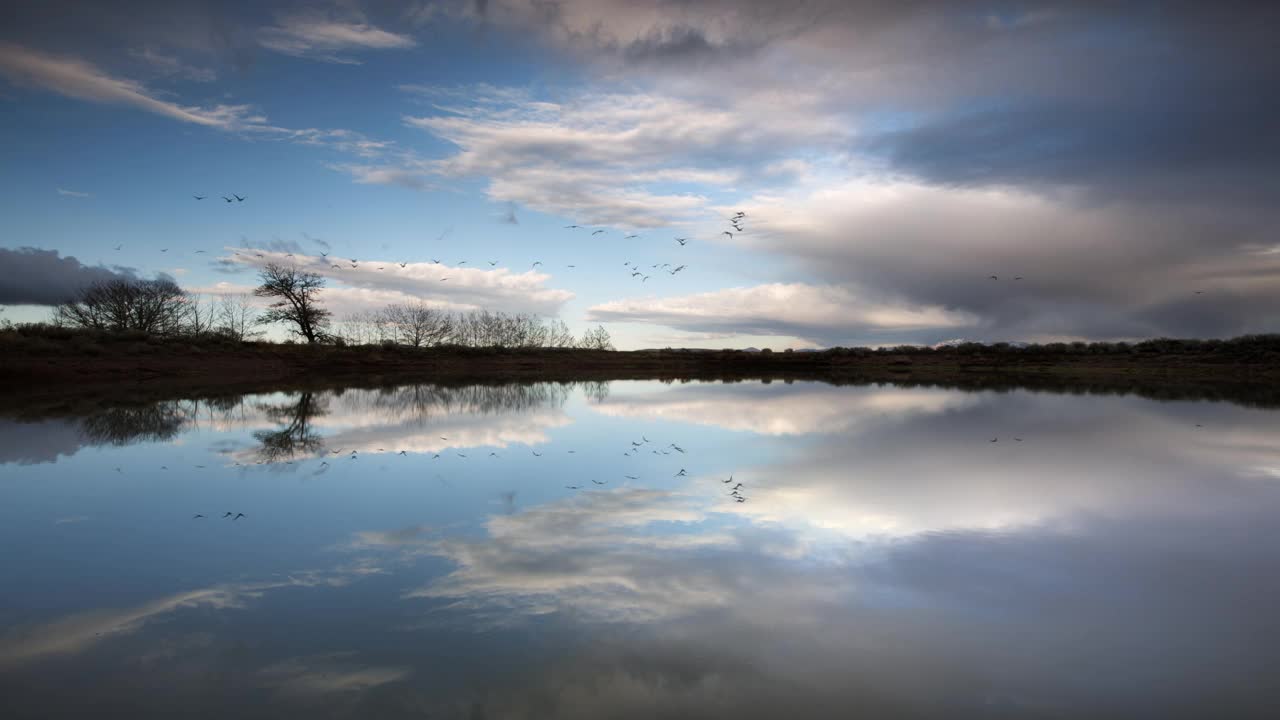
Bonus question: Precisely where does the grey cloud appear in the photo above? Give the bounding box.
[0,247,137,305]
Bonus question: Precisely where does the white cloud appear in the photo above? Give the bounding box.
[258,11,416,63]
[405,87,845,227]
[588,282,977,345]
[207,248,574,316]
[0,43,273,130]
[127,47,216,82]
[56,187,91,198]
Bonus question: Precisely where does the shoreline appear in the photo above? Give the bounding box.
[3,340,1279,413]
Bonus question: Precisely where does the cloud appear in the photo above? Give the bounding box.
[405,87,844,227]
[718,179,1280,341]
[257,11,416,64]
[55,187,91,198]
[258,655,410,697]
[0,247,137,306]
[127,46,216,82]
[0,43,272,130]
[212,248,574,316]
[588,282,977,346]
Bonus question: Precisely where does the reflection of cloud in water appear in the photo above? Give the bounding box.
[0,571,357,668]
[405,489,802,623]
[258,653,410,697]
[708,391,1280,539]
[592,383,977,435]
[0,419,93,465]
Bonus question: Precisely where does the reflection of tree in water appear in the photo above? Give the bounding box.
[78,402,197,446]
[252,392,327,463]
[366,382,582,420]
[581,381,610,404]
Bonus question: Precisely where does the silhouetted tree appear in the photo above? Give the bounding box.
[579,325,614,350]
[54,278,188,334]
[254,263,330,343]
[380,302,454,347]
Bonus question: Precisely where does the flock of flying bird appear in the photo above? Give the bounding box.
[176,429,748,520]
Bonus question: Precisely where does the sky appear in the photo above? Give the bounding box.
[1,0,1277,349]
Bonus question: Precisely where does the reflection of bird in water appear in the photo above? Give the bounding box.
[398,450,407,456]
[731,483,743,491]
[721,475,734,484]
[532,451,542,457]
[489,452,499,457]
[457,453,468,458]
[591,479,606,485]
[735,497,747,503]
[675,469,687,477]
[566,485,581,490]
[432,454,441,459]
[192,514,205,519]
[222,512,233,518]
[234,513,245,520]
[625,475,639,480]
[114,467,122,473]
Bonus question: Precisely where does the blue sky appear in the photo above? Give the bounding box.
[2,1,1277,348]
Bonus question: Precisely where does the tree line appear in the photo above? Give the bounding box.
[51,263,614,350]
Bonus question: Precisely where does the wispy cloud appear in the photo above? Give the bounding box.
[258,11,416,64]
[207,249,574,316]
[56,187,91,198]
[588,283,978,346]
[0,43,272,130]
[127,47,216,82]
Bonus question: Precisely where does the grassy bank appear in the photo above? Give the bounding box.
[3,326,1279,410]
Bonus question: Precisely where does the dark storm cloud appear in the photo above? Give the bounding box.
[0,247,137,306]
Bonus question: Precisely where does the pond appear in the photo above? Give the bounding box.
[2,380,1278,718]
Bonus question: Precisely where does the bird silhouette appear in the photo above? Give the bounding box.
[722,231,733,239]
[625,234,639,239]
[223,196,233,202]
[564,225,581,229]
[399,261,407,268]
[193,195,206,200]
[532,451,543,456]
[398,450,407,455]
[591,479,606,485]
[566,485,581,490]
[222,512,233,518]
[113,244,122,251]
[233,194,245,202]
[489,260,499,266]
[591,229,605,235]
[989,275,999,280]
[234,513,245,520]
[675,238,688,246]
[990,438,998,442]
[532,261,542,267]
[625,475,639,480]
[193,514,205,519]
[675,469,687,476]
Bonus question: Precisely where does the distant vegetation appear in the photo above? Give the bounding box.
[38,266,615,351]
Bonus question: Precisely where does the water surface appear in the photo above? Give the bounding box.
[3,380,1278,718]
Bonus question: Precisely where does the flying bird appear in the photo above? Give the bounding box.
[625,234,639,239]
[222,512,233,518]
[233,194,245,202]
[234,513,245,520]
[566,485,581,490]
[399,261,408,268]
[532,451,543,457]
[532,261,542,267]
[591,229,605,235]
[675,469,688,476]
[591,479,607,485]
[722,231,733,239]
[989,275,999,280]
[113,244,122,250]
[675,238,688,246]
[489,260,499,266]
[564,225,581,229]
[192,514,205,519]
[193,195,206,200]
[223,196,233,202]
[625,475,640,480]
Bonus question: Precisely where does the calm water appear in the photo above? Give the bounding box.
[2,380,1278,718]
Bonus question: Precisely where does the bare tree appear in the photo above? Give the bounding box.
[54,278,188,334]
[579,325,615,350]
[216,293,262,341]
[381,302,454,347]
[183,293,219,335]
[254,263,331,343]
